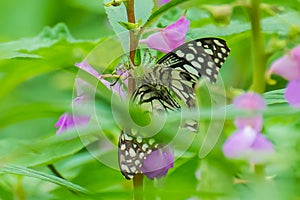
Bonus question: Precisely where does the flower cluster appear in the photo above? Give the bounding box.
[222,92,274,164]
[140,15,190,53]
[55,60,125,134]
[268,45,300,107]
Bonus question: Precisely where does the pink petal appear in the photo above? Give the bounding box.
[140,32,172,53]
[139,16,190,53]
[75,61,100,96]
[285,80,300,107]
[75,60,99,77]
[234,115,263,132]
[141,147,174,180]
[268,52,300,81]
[222,127,257,158]
[291,45,300,64]
[233,92,266,110]
[55,113,89,135]
[165,16,190,36]
[249,133,274,164]
[251,134,274,152]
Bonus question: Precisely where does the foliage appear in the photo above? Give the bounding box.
[0,0,300,200]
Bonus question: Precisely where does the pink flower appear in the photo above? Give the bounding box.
[268,45,300,107]
[140,16,190,53]
[233,92,266,131]
[233,92,266,111]
[55,113,90,135]
[141,147,174,180]
[223,92,274,164]
[234,116,263,133]
[222,127,274,164]
[268,46,300,81]
[55,95,90,135]
[55,61,127,134]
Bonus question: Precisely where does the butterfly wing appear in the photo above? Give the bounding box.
[118,130,158,180]
[156,37,230,107]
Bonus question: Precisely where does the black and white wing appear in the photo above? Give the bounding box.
[118,130,158,180]
[156,37,230,108]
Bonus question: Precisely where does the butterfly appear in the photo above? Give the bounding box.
[118,37,230,179]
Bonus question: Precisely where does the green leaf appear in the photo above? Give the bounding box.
[143,0,191,28]
[135,0,154,25]
[0,133,97,167]
[0,164,91,194]
[103,0,129,51]
[0,23,75,59]
[263,89,287,105]
[262,11,300,35]
[188,10,300,38]
[0,33,98,99]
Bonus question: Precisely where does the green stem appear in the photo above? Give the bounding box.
[133,173,144,200]
[249,0,266,93]
[254,164,265,179]
[15,176,26,200]
[125,0,138,65]
[124,1,144,199]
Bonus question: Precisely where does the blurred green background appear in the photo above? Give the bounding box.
[1,0,300,199]
[0,0,112,42]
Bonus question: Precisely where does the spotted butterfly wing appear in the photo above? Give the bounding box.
[155,37,230,108]
[118,131,159,179]
[118,37,230,179]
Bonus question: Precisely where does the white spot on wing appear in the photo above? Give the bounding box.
[204,49,214,55]
[124,134,132,141]
[120,144,126,150]
[198,57,204,63]
[129,148,136,157]
[142,143,149,151]
[196,41,202,46]
[139,152,145,159]
[214,39,224,47]
[185,64,198,75]
[191,61,202,69]
[221,47,227,54]
[186,53,195,61]
[206,68,212,75]
[121,164,130,172]
[176,50,184,57]
[130,166,137,172]
[208,61,214,68]
[217,52,223,59]
[135,160,140,165]
[136,136,142,143]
